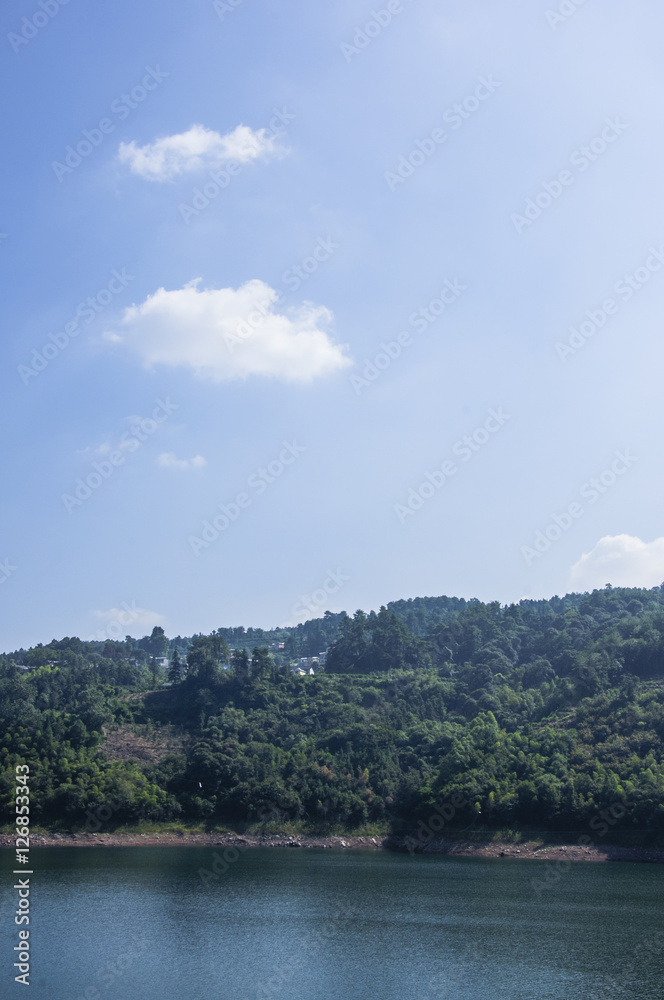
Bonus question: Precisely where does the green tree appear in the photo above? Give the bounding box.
[148,626,169,658]
[233,648,250,680]
[210,630,231,666]
[251,647,273,679]
[168,649,183,685]
[187,636,221,686]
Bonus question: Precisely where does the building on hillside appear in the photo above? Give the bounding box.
[290,656,319,675]
[299,656,318,669]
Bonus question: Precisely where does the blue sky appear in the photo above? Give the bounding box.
[2,0,664,649]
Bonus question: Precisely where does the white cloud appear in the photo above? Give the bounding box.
[77,441,112,458]
[77,411,171,461]
[93,606,165,627]
[117,123,284,182]
[107,278,351,383]
[79,434,140,459]
[157,452,207,471]
[570,535,664,591]
[87,605,166,641]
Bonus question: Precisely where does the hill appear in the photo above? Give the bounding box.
[2,584,664,844]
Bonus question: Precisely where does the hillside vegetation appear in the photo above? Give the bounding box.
[2,584,664,842]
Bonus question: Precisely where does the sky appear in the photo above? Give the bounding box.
[2,0,664,650]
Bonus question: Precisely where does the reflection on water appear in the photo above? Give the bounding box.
[1,847,662,1000]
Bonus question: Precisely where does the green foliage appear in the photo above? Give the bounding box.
[3,584,664,839]
[168,649,183,685]
[0,671,177,828]
[141,626,169,659]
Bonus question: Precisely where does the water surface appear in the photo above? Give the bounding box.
[1,847,662,998]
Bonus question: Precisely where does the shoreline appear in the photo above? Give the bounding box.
[2,831,664,862]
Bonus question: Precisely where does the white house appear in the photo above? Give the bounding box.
[290,661,316,676]
[298,656,318,670]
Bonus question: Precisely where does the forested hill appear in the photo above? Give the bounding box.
[2,583,664,842]
[4,593,467,670]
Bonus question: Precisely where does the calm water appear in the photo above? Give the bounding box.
[1,847,663,998]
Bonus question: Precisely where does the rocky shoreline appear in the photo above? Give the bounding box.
[2,830,663,862]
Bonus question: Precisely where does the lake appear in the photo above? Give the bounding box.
[1,847,663,998]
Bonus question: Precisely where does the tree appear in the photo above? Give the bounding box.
[251,647,273,679]
[187,636,221,686]
[148,626,169,658]
[326,611,369,673]
[168,649,183,685]
[138,626,169,661]
[209,630,231,666]
[285,631,300,660]
[233,648,250,681]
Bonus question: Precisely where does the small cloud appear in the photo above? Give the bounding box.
[77,413,167,460]
[88,605,166,641]
[106,278,351,383]
[78,440,112,458]
[570,534,664,591]
[157,452,207,471]
[93,606,165,627]
[117,123,284,182]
